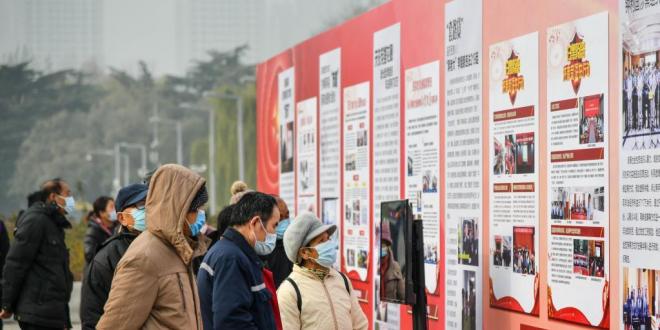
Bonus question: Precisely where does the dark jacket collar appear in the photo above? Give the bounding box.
[32,201,72,229]
[119,227,139,240]
[223,227,263,267]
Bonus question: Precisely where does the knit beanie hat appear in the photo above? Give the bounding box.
[189,185,208,211]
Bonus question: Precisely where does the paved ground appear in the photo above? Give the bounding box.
[4,282,81,330]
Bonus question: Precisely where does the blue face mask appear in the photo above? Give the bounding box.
[254,219,277,255]
[311,239,338,269]
[276,218,290,239]
[381,247,388,258]
[189,210,206,237]
[131,208,147,232]
[57,195,76,214]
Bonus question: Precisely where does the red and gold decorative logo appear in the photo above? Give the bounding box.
[502,50,524,105]
[563,33,590,94]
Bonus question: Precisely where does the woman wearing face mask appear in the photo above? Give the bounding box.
[197,191,281,330]
[379,221,404,302]
[278,212,368,330]
[83,196,117,270]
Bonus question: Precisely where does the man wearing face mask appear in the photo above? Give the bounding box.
[263,196,293,288]
[197,191,280,330]
[97,164,209,329]
[1,178,75,330]
[278,212,367,330]
[83,196,117,270]
[80,183,147,330]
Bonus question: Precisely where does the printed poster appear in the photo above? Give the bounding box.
[278,67,296,213]
[372,23,403,329]
[319,48,342,270]
[404,60,440,294]
[620,1,660,329]
[445,0,483,328]
[343,81,371,282]
[546,12,610,328]
[488,32,540,315]
[296,97,318,215]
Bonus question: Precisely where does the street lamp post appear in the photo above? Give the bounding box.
[149,116,184,165]
[178,102,217,216]
[86,148,120,194]
[119,142,148,178]
[122,154,131,186]
[208,106,217,215]
[114,144,121,191]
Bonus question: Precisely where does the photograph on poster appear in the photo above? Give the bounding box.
[376,299,389,322]
[299,160,310,190]
[493,235,512,267]
[551,186,605,221]
[358,249,368,269]
[512,226,535,275]
[588,240,605,278]
[463,270,477,330]
[579,94,605,144]
[492,132,535,175]
[622,9,660,151]
[407,156,414,176]
[357,129,368,147]
[573,239,604,278]
[307,131,315,145]
[347,248,356,267]
[573,239,589,275]
[424,243,438,265]
[622,267,660,330]
[322,198,338,226]
[422,171,438,193]
[280,122,294,172]
[345,200,362,226]
[345,153,356,171]
[458,218,479,266]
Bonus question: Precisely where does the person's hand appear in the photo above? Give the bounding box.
[0,309,12,319]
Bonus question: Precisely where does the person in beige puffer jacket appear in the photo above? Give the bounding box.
[277,212,367,330]
[97,164,209,329]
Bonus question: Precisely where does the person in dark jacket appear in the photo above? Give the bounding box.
[263,195,293,288]
[80,183,148,330]
[0,178,75,329]
[83,196,117,270]
[197,191,280,330]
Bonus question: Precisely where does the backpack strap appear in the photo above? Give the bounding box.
[338,271,351,295]
[286,277,302,313]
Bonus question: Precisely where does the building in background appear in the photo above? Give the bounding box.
[176,0,263,70]
[0,0,103,72]
[0,0,385,75]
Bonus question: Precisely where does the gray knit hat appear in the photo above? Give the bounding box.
[283,212,336,263]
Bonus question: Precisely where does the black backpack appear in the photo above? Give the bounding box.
[285,271,351,313]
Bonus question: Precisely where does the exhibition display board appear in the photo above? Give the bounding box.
[257,0,629,328]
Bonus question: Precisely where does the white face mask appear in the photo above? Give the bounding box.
[57,195,75,214]
[253,219,277,256]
